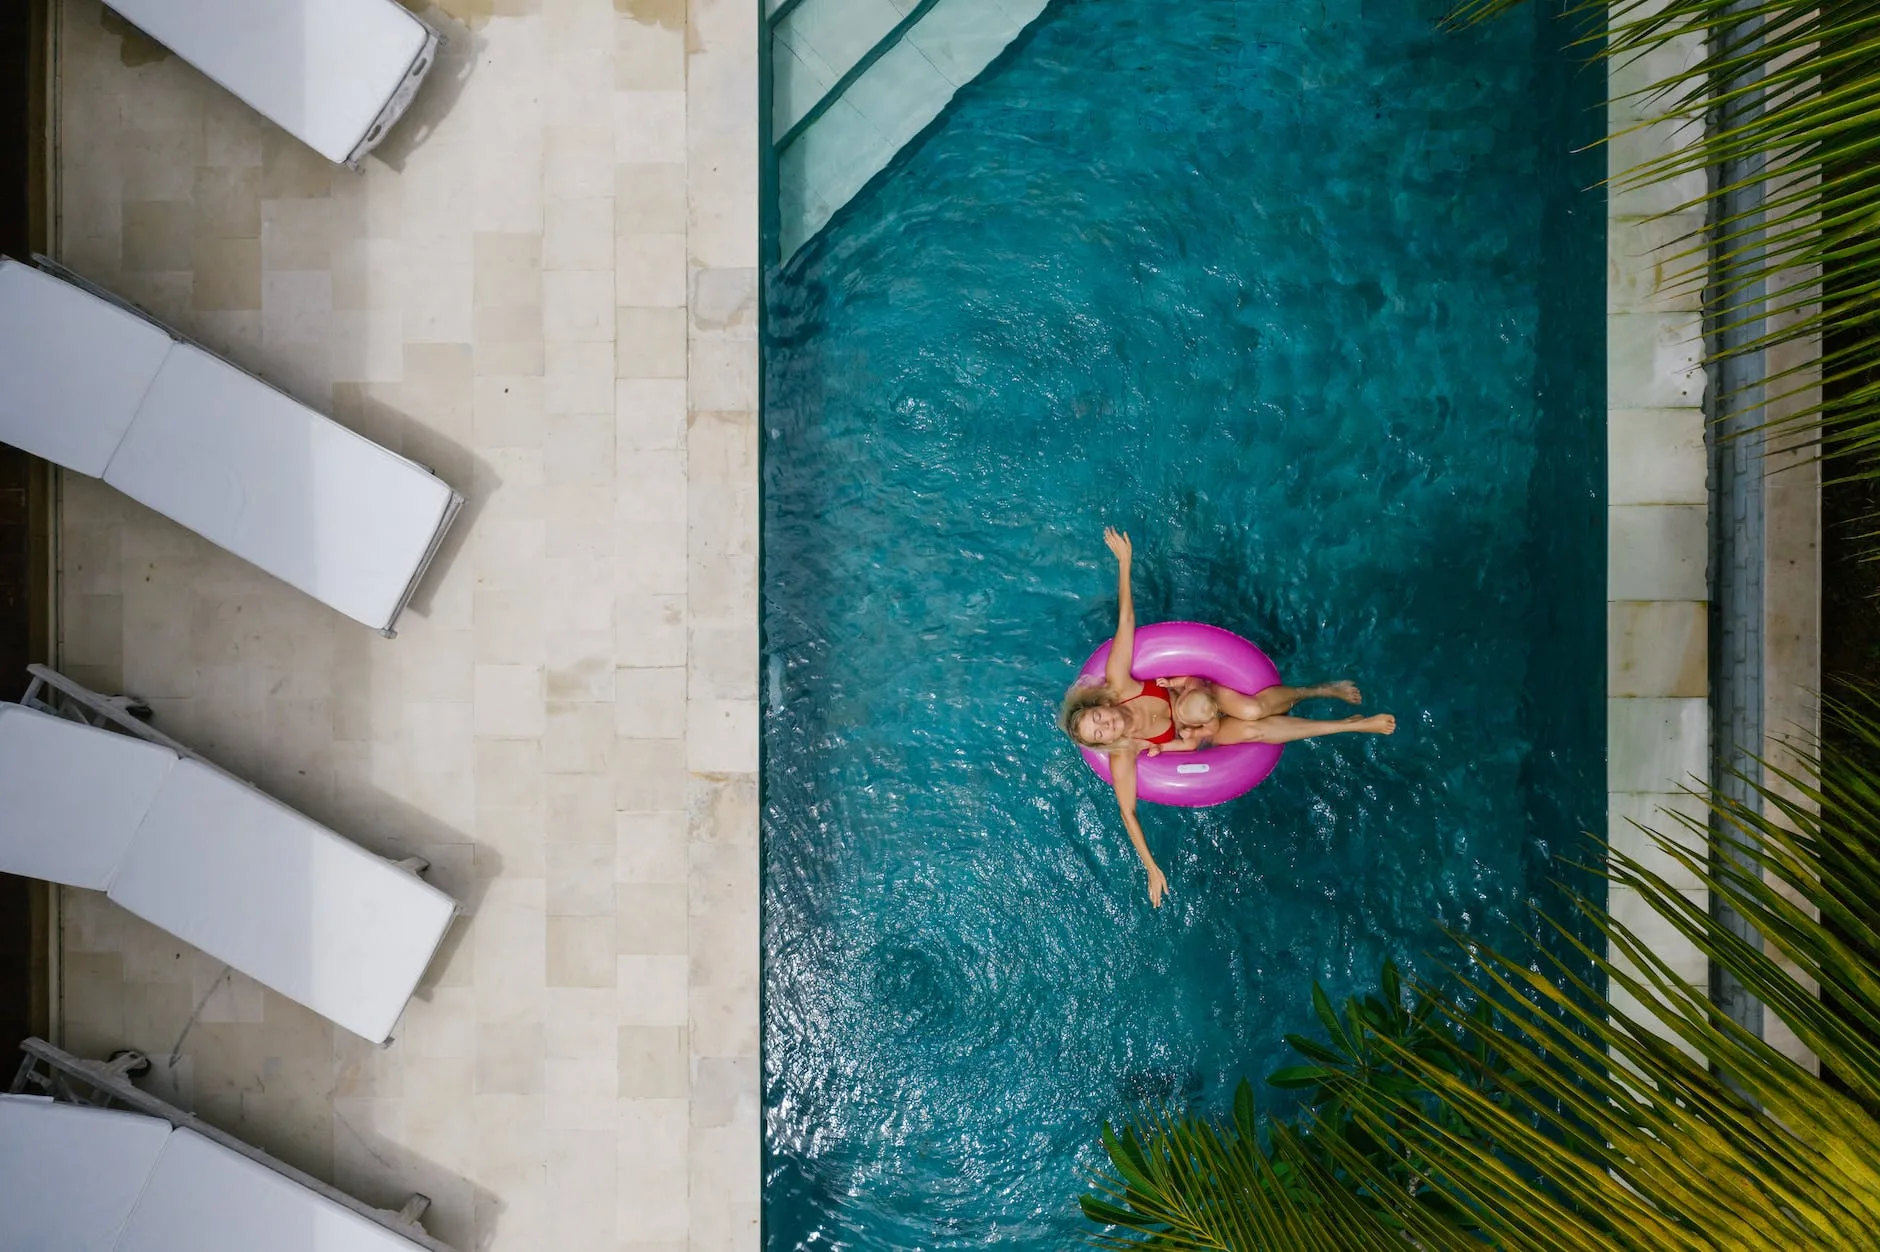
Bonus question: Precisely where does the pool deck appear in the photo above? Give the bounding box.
[1604,25,1714,1033]
[1604,22,1820,1063]
[43,0,759,1246]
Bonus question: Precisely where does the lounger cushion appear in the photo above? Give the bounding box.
[106,0,431,165]
[0,1098,431,1252]
[0,1095,172,1252]
[0,704,177,890]
[0,258,172,475]
[108,759,459,1044]
[0,700,459,1043]
[117,1127,429,1252]
[105,343,459,632]
[0,262,458,631]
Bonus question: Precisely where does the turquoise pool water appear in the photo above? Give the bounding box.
[762,0,1605,1245]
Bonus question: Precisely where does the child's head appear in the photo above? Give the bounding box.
[1174,688,1219,728]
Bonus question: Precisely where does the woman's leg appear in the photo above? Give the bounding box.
[1209,680,1362,721]
[1213,712,1395,745]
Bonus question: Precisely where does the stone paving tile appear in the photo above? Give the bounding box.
[45,0,757,1245]
[1606,45,1712,1044]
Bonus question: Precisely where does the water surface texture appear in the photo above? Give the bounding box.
[762,0,1605,1245]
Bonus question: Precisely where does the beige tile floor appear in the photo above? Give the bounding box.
[44,0,758,1246]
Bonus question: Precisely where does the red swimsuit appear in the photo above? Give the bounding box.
[1120,679,1179,745]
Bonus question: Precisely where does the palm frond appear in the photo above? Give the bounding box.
[1448,0,1880,484]
[1085,692,1880,1249]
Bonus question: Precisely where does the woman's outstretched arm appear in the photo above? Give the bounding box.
[1102,527,1137,693]
[1110,750,1170,907]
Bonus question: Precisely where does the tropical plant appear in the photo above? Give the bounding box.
[1445,1,1880,483]
[1081,691,1880,1250]
[1079,965,1508,1245]
[1256,961,1536,1236]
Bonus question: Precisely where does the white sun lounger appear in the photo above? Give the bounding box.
[4,1041,456,1251]
[105,0,440,168]
[0,667,461,1045]
[0,256,462,635]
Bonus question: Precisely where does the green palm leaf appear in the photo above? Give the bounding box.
[1445,0,1880,487]
[1084,692,1880,1249]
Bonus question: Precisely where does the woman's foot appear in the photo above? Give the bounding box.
[1341,713,1395,734]
[1320,680,1362,704]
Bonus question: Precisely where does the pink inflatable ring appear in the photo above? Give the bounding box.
[1075,621,1283,807]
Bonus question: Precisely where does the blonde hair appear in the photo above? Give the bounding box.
[1059,681,1130,752]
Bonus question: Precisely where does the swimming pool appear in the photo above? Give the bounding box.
[761,0,1604,1244]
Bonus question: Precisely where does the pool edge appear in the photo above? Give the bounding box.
[1603,15,1823,1069]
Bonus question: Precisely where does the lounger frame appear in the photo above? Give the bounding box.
[8,1037,458,1252]
[29,254,465,636]
[22,664,194,759]
[22,664,440,883]
[347,25,443,169]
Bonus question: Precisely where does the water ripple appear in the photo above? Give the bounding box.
[762,0,1605,1246]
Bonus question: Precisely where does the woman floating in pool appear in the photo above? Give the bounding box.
[1060,528,1395,907]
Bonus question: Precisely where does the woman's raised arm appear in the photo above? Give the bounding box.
[1109,750,1170,907]
[1102,527,1137,693]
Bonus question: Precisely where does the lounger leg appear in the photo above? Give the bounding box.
[396,1194,432,1225]
[103,694,154,721]
[102,1049,151,1081]
[9,1051,42,1094]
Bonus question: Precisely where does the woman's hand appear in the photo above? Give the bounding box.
[1103,526,1132,566]
[1145,860,1170,908]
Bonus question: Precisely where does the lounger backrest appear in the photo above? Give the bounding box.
[0,1095,170,1252]
[104,0,432,165]
[108,758,460,1045]
[0,703,176,890]
[106,343,460,632]
[0,258,172,475]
